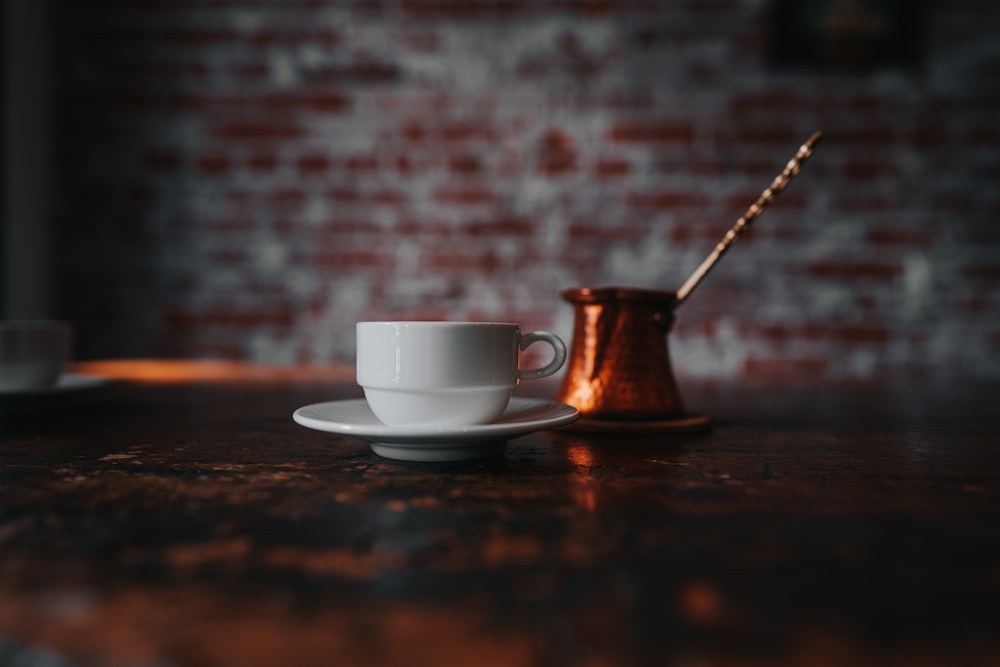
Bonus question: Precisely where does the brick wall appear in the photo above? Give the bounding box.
[51,0,1000,381]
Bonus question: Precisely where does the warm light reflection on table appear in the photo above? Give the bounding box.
[566,443,598,512]
[73,359,355,383]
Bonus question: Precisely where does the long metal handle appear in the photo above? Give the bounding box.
[672,131,823,309]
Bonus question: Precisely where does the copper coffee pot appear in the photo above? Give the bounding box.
[556,132,823,423]
[558,286,683,421]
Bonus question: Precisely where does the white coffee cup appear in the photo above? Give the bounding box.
[0,321,71,391]
[356,321,567,427]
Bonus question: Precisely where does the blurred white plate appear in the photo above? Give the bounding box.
[0,373,111,398]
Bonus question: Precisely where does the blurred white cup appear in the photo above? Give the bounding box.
[0,321,71,391]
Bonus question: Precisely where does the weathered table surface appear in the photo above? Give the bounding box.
[2,361,998,667]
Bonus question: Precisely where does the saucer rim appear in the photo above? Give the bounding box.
[292,396,579,441]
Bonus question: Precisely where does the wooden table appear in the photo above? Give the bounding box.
[2,361,998,666]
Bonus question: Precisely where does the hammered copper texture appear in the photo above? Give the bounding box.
[556,287,685,420]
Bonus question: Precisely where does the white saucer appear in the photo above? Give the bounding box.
[0,373,111,398]
[292,397,580,462]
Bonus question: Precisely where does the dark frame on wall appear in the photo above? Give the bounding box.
[768,0,924,73]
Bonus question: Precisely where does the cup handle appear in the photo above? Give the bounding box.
[517,331,567,381]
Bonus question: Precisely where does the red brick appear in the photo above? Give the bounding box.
[269,189,308,210]
[208,249,246,264]
[594,158,631,177]
[159,340,245,360]
[422,250,500,272]
[370,190,408,206]
[599,90,656,111]
[962,125,1000,144]
[305,250,395,270]
[297,154,332,175]
[959,297,993,315]
[400,0,527,20]
[723,190,808,213]
[832,127,900,147]
[713,126,803,147]
[806,261,904,281]
[930,193,996,216]
[394,155,414,173]
[626,191,710,210]
[403,123,428,143]
[748,323,791,341]
[463,217,534,237]
[740,323,890,344]
[567,220,647,242]
[337,60,401,83]
[345,155,380,172]
[855,294,878,311]
[536,128,578,175]
[324,188,407,205]
[325,188,362,203]
[248,153,279,172]
[866,228,935,247]
[837,193,907,214]
[225,190,253,209]
[264,91,351,113]
[432,187,500,206]
[209,121,305,142]
[817,324,891,344]
[608,121,694,144]
[313,218,375,234]
[670,223,729,244]
[439,122,497,143]
[397,31,443,52]
[903,125,951,149]
[396,218,453,236]
[247,27,342,48]
[164,308,294,330]
[727,90,818,115]
[758,226,806,244]
[196,154,232,175]
[709,154,796,179]
[449,154,483,175]
[229,62,269,81]
[841,159,904,182]
[742,356,830,379]
[963,265,1000,281]
[516,53,603,79]
[685,0,745,15]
